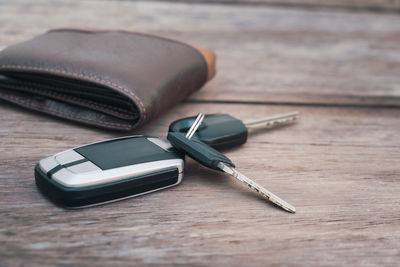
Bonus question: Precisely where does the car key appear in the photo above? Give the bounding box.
[167,113,296,213]
[169,112,299,150]
[35,135,184,208]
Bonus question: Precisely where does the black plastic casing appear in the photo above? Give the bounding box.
[167,132,235,170]
[168,114,248,150]
[35,165,179,207]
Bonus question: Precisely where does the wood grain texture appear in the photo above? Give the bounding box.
[1,0,400,266]
[1,101,400,266]
[1,0,400,106]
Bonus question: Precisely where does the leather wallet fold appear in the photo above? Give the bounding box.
[0,29,216,130]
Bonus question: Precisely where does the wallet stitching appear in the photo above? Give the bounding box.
[24,88,135,120]
[0,93,132,129]
[2,81,131,114]
[0,92,132,129]
[50,29,208,83]
[1,81,136,119]
[16,76,134,106]
[0,64,147,122]
[50,28,203,54]
[13,79,132,114]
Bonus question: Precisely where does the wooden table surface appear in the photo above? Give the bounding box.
[1,0,399,266]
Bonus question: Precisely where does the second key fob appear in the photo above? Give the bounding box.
[169,114,248,150]
[35,135,184,208]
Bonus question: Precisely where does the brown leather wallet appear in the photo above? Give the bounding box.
[0,29,216,130]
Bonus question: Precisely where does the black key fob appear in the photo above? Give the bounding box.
[35,136,184,208]
[169,114,248,150]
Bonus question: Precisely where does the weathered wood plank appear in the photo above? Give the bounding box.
[1,0,400,106]
[1,1,399,265]
[1,101,399,266]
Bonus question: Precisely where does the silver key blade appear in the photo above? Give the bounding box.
[217,162,296,213]
[186,113,205,140]
[244,111,300,130]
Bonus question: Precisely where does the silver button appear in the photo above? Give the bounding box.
[39,156,59,173]
[147,137,173,151]
[67,161,101,173]
[55,150,84,165]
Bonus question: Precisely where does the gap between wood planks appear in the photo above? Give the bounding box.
[126,0,400,14]
[189,99,400,109]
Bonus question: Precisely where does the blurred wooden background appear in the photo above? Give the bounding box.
[0,0,399,266]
